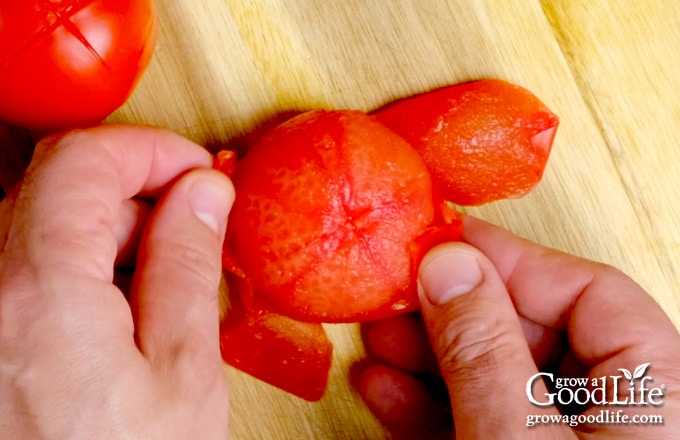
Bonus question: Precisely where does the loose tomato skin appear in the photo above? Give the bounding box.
[376,79,559,206]
[0,0,156,130]
[219,289,333,402]
[213,149,238,178]
[225,110,436,323]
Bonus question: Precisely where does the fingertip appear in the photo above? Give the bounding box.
[417,242,484,306]
[349,358,372,390]
[186,169,235,236]
[355,363,451,437]
[132,168,233,365]
[356,363,416,425]
[362,313,439,375]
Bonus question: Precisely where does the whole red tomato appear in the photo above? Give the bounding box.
[225,110,437,323]
[0,0,156,130]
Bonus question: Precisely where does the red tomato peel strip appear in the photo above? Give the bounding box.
[408,185,464,274]
[410,220,464,279]
[214,149,248,301]
[213,150,238,178]
[219,287,333,402]
[375,78,559,206]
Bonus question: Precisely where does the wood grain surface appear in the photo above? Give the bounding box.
[1,1,679,438]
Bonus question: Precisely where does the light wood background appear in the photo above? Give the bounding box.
[1,1,679,438]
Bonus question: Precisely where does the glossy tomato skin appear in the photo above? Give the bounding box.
[225,110,436,323]
[0,0,156,130]
[220,290,333,402]
[376,79,559,206]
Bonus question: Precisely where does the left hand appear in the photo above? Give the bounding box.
[0,125,234,439]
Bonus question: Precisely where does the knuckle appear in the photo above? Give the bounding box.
[178,347,225,390]
[148,239,220,293]
[35,129,98,163]
[437,313,520,380]
[154,333,225,396]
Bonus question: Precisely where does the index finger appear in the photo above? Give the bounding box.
[2,125,212,283]
[462,216,680,365]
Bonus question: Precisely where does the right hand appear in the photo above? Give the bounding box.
[357,216,680,439]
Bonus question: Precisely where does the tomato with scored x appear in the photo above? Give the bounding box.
[0,0,156,130]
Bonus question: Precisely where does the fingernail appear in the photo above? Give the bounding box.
[189,174,233,234]
[418,247,483,305]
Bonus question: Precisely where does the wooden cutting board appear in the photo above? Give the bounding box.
[2,1,679,438]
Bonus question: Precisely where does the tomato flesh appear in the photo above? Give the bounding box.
[0,0,156,130]
[224,110,436,323]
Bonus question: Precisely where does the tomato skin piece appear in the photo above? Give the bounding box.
[219,289,333,402]
[376,79,559,206]
[0,0,156,130]
[410,219,463,275]
[213,150,238,179]
[224,110,435,323]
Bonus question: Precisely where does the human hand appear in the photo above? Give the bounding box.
[0,126,233,439]
[356,216,680,439]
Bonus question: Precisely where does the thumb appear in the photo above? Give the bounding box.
[417,242,553,438]
[133,168,235,368]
